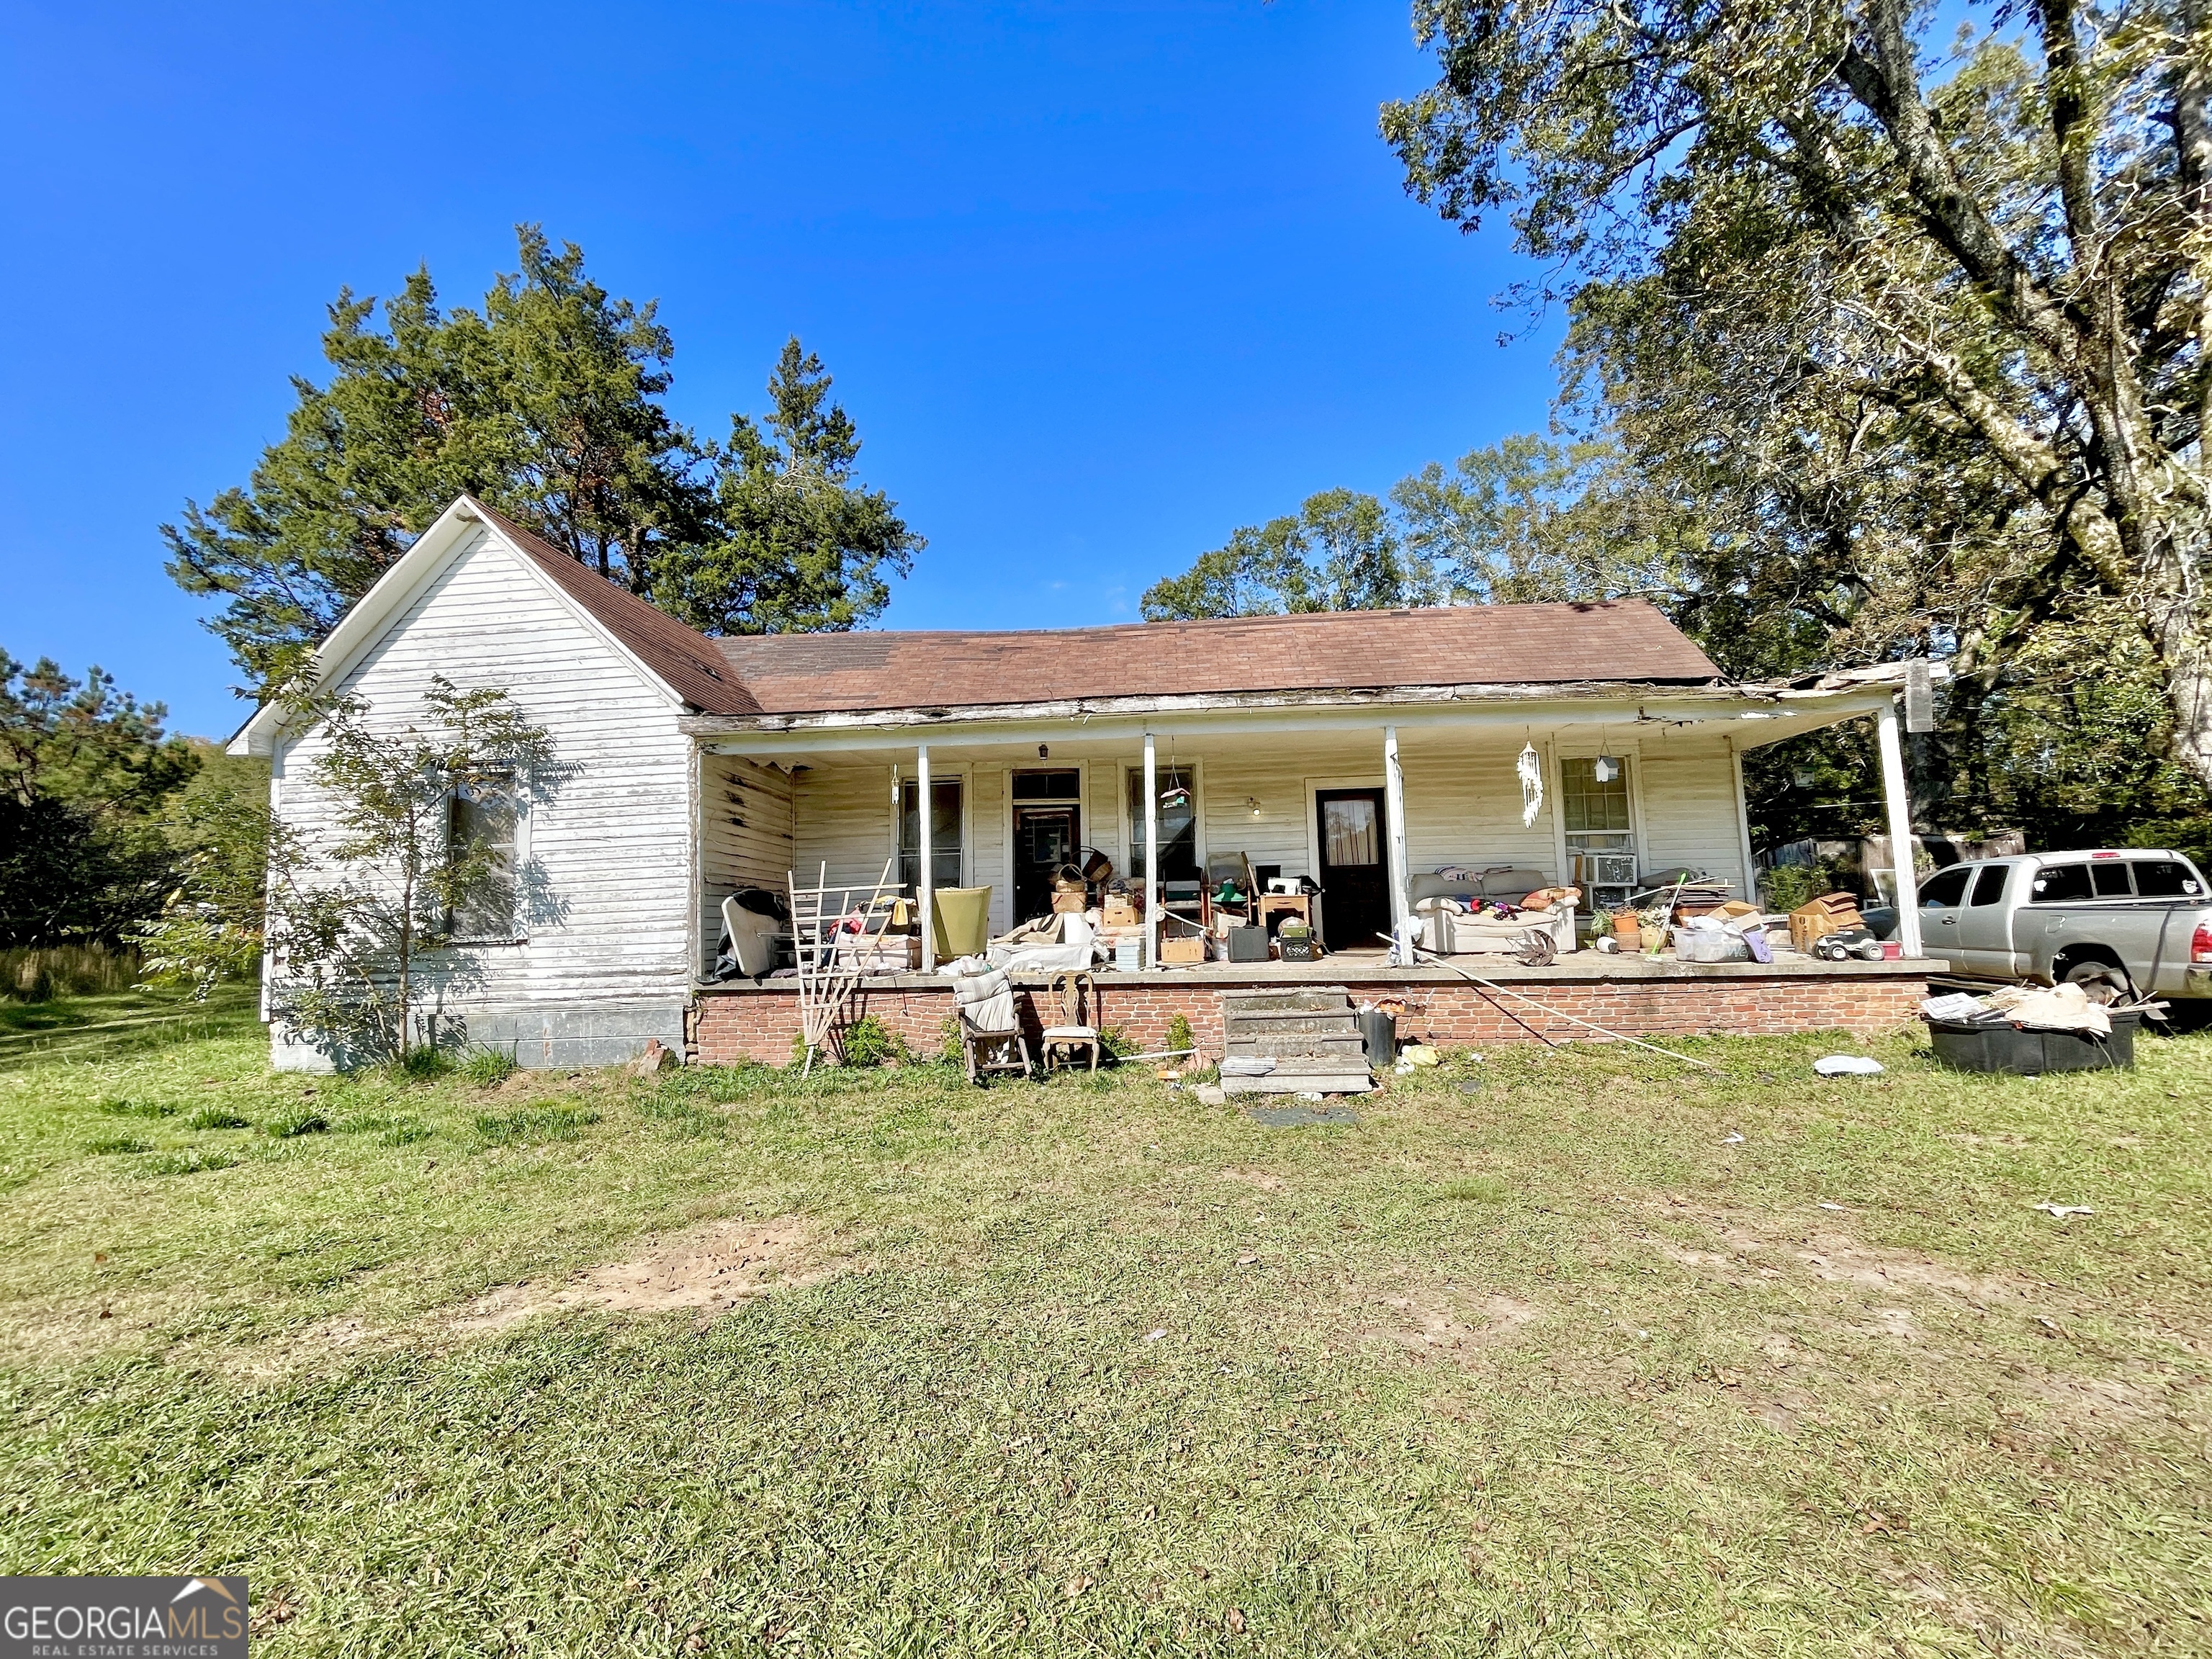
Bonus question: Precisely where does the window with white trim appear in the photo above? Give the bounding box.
[897,778,963,891]
[446,776,520,941]
[1560,756,1635,861]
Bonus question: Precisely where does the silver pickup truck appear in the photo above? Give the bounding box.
[1915,848,2212,1001]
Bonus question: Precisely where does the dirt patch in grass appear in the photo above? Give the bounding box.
[449,1215,835,1334]
[1215,1166,1283,1192]
[1347,1285,1540,1364]
[1647,1210,2035,1308]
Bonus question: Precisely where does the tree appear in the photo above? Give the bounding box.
[0,652,199,946]
[166,231,916,691]
[256,678,554,1063]
[132,768,278,1001]
[649,339,924,634]
[1141,439,1682,619]
[1380,0,2212,786]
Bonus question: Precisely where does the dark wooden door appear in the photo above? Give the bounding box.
[1013,804,1079,922]
[1315,788,1390,952]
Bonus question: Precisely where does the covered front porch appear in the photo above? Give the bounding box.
[691,673,1928,974]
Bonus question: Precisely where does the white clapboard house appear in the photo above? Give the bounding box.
[230,496,1930,1069]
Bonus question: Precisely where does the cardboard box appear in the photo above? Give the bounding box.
[1102,893,1140,927]
[1158,935,1206,965]
[1787,892,1863,953]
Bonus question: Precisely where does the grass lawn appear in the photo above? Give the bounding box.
[0,992,2206,1656]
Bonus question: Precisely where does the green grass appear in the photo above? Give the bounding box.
[0,1003,2207,1656]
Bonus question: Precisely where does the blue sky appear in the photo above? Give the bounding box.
[0,0,1560,738]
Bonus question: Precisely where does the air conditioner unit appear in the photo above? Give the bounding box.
[1573,853,1638,886]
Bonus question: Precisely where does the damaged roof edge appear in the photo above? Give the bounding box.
[675,666,1923,739]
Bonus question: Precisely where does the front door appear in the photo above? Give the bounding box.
[1315,788,1390,952]
[1013,804,1079,923]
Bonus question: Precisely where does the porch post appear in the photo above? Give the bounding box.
[1875,701,1923,957]
[917,744,935,973]
[1382,724,1411,939]
[1143,732,1159,969]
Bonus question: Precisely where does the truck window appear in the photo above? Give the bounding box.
[2090,862,2134,897]
[2031,864,2092,903]
[1918,867,1972,909]
[1969,865,2010,906]
[2130,858,2203,897]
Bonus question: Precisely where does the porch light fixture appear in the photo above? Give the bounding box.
[1246,796,1262,818]
[1038,744,1049,759]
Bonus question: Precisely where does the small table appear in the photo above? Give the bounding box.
[1254,893,1320,938]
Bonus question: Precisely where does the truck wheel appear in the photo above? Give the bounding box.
[2062,961,2133,1005]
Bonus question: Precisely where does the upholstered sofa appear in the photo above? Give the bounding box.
[1408,868,1578,956]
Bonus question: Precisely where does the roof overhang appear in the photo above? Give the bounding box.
[683,662,1936,757]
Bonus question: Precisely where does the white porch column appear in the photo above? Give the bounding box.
[1876,702,1923,957]
[1382,724,1411,938]
[916,744,935,973]
[1143,732,1159,969]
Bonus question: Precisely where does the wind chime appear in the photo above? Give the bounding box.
[1516,734,1544,827]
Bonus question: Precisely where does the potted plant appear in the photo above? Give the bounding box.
[1637,907,1668,953]
[1588,906,1614,940]
[1610,909,1640,944]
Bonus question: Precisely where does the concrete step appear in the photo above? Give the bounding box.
[1223,1073,1377,1097]
[1226,1033,1370,1059]
[1220,988,1354,1015]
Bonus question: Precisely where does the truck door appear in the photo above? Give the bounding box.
[1915,865,1973,966]
[1954,861,2017,974]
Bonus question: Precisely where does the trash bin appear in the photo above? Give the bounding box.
[1359,1007,1396,1068]
[930,886,992,962]
[1927,1010,2140,1073]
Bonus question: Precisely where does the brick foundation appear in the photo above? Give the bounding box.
[691,964,1929,1066]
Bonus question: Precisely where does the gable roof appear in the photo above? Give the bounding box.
[231,490,1723,755]
[709,600,1718,717]
[463,501,760,716]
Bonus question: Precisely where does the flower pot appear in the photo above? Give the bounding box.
[1638,925,1665,953]
[1611,917,1640,944]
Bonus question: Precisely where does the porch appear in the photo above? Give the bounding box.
[691,672,1928,984]
[691,950,1930,1065]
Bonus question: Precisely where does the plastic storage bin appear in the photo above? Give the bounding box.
[1927,1010,2140,1073]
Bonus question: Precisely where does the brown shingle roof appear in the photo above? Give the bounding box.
[459,508,1716,717]
[711,601,1718,716]
[467,498,761,716]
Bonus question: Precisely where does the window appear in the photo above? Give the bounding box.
[2130,858,2203,897]
[2090,860,2134,897]
[1969,864,2011,907]
[1560,757,1634,858]
[1127,765,1199,884]
[2031,863,2092,904]
[898,779,962,891]
[1917,866,1972,909]
[1011,769,1081,801]
[446,778,518,941]
[1321,796,1380,866]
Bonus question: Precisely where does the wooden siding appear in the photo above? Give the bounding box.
[699,755,796,971]
[756,728,1750,925]
[268,528,695,1064]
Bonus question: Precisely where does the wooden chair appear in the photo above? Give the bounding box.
[959,1012,1034,1084]
[1040,970,1102,1073]
[951,965,1033,1084]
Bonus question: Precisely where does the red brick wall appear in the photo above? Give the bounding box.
[690,972,1927,1066]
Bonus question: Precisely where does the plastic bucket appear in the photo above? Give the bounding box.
[930,886,992,961]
